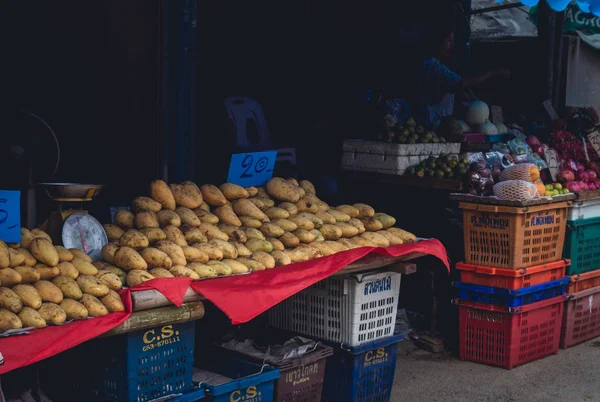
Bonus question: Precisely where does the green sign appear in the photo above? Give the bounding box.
[530,3,600,49]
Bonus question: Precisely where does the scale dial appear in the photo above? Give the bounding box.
[61,213,108,262]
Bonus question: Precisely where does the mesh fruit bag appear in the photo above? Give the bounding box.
[499,163,540,182]
[493,180,538,202]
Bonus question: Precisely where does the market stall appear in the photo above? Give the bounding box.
[5,0,599,400]
[0,176,449,401]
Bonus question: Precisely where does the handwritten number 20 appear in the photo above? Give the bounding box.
[240,155,270,179]
[241,155,254,178]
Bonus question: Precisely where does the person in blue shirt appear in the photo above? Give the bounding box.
[415,24,510,128]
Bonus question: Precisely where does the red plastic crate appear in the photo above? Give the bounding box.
[567,269,600,294]
[458,296,566,369]
[456,260,569,290]
[561,286,600,349]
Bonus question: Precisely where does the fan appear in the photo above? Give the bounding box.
[0,109,60,228]
[0,109,60,183]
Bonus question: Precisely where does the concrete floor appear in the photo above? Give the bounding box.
[391,339,600,402]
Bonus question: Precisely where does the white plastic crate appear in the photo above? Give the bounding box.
[268,271,401,346]
[567,199,600,221]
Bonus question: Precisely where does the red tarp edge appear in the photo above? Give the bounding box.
[192,239,449,324]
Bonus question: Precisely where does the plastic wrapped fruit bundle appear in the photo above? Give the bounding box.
[493,180,537,202]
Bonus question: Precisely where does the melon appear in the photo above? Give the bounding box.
[466,101,490,126]
[474,122,499,135]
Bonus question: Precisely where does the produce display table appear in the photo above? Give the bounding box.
[0,240,448,375]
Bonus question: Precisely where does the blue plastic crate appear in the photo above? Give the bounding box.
[198,357,279,402]
[322,334,404,402]
[49,321,196,402]
[453,278,568,307]
[168,387,206,401]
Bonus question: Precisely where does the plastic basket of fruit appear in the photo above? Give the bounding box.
[404,154,470,181]
[454,278,568,307]
[457,296,565,369]
[564,217,600,275]
[460,201,569,269]
[561,286,600,349]
[456,259,569,290]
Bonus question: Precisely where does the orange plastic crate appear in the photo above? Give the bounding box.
[456,259,569,290]
[567,268,600,294]
[460,202,569,270]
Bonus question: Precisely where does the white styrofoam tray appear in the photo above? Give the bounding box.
[341,140,462,175]
[341,152,429,175]
[343,139,462,156]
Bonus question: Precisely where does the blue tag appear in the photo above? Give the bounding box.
[227,151,277,187]
[0,190,21,243]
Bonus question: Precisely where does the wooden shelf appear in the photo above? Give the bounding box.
[575,190,600,201]
[132,287,204,312]
[450,193,576,207]
[104,302,205,337]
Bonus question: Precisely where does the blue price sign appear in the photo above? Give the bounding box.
[227,151,277,187]
[0,190,21,243]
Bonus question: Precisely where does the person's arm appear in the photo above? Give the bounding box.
[458,68,511,90]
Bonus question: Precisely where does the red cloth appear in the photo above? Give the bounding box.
[0,278,194,375]
[0,239,447,374]
[192,239,449,324]
[0,303,130,375]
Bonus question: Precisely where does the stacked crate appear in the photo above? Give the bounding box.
[561,199,600,348]
[268,270,405,401]
[456,201,570,369]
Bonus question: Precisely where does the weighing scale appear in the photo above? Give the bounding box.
[40,183,108,262]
